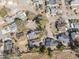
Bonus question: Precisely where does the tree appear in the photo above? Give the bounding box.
[0,7,8,18]
[14,18,25,32]
[33,15,48,29]
[74,37,79,47]
[57,42,65,51]
[38,18,48,29]
[47,47,52,57]
[39,42,46,53]
[75,48,79,53]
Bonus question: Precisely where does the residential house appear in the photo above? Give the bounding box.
[70,31,79,40]
[44,37,58,50]
[1,23,17,35]
[69,19,79,29]
[70,0,79,14]
[69,31,79,47]
[4,38,13,54]
[46,0,62,5]
[1,27,10,35]
[16,11,27,21]
[56,32,70,46]
[46,0,56,5]
[71,0,79,6]
[9,23,17,33]
[27,30,40,40]
[27,30,41,48]
[45,0,59,16]
[4,16,14,24]
[28,39,41,48]
[46,6,57,16]
[32,0,43,10]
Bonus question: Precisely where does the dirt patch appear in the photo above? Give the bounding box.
[19,50,78,59]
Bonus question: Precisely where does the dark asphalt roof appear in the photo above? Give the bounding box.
[49,0,56,4]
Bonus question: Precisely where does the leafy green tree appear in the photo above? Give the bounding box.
[59,45,65,51]
[47,47,52,57]
[0,7,8,18]
[75,48,79,53]
[57,42,65,51]
[14,18,25,32]
[38,18,48,29]
[39,42,46,54]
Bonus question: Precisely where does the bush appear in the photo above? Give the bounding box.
[0,7,8,18]
[57,42,65,51]
[47,47,52,57]
[14,18,26,32]
[75,48,79,53]
[38,18,48,29]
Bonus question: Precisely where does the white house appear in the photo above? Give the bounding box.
[1,27,10,35]
[4,16,14,24]
[16,11,27,21]
[9,23,18,32]
[1,23,17,34]
[71,0,79,6]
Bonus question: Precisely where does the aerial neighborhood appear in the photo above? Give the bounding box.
[0,0,79,59]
